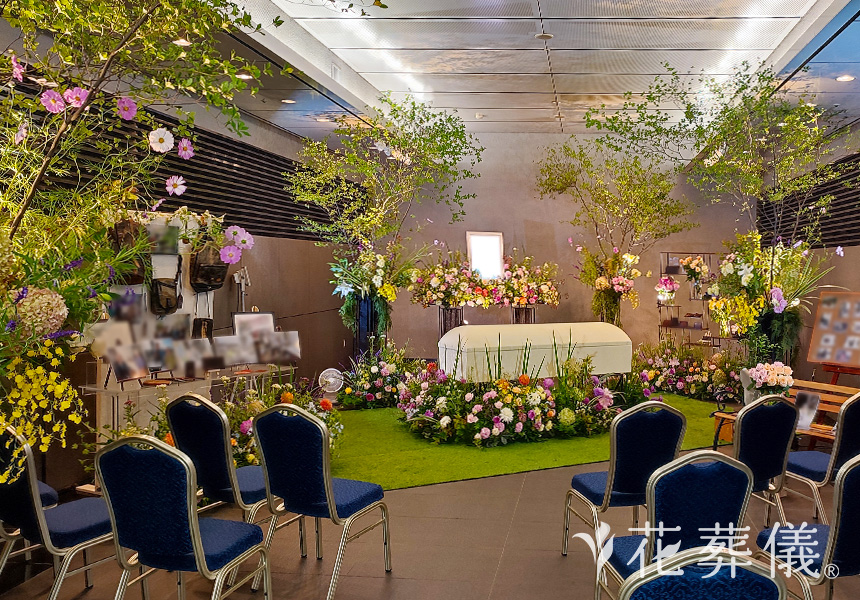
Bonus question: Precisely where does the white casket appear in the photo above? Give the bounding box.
[438,322,632,382]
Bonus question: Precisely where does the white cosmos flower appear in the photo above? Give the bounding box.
[148,128,175,153]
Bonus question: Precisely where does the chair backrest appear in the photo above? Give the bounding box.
[825,454,860,579]
[608,401,686,498]
[166,394,238,505]
[0,428,46,546]
[96,436,203,573]
[831,393,860,476]
[646,451,753,560]
[735,395,798,493]
[618,547,785,600]
[254,405,334,520]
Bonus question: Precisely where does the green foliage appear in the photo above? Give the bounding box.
[584,62,860,235]
[537,138,698,256]
[288,92,484,248]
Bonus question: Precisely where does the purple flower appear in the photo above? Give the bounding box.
[236,230,255,250]
[40,89,65,114]
[424,410,434,418]
[220,245,242,264]
[5,319,17,333]
[11,54,24,82]
[527,410,536,421]
[836,246,844,257]
[13,121,27,146]
[239,419,252,435]
[151,198,166,211]
[770,287,787,314]
[165,175,187,196]
[643,388,652,397]
[676,381,685,390]
[43,329,79,340]
[62,87,89,108]
[116,97,137,120]
[177,138,195,160]
[793,240,803,248]
[87,286,98,298]
[225,225,246,241]
[514,422,523,433]
[63,258,83,271]
[13,286,28,304]
[542,378,554,389]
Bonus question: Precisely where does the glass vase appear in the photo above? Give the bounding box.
[689,280,703,301]
[657,290,676,305]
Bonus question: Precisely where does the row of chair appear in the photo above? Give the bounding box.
[561,396,860,600]
[0,395,391,600]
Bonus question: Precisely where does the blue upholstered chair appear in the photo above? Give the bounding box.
[96,435,271,600]
[254,404,391,600]
[597,450,753,600]
[0,477,59,577]
[0,427,115,600]
[617,547,786,600]
[734,395,798,526]
[755,453,860,600]
[562,400,686,556]
[784,392,860,523]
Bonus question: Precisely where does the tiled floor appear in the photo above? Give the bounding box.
[2,451,857,600]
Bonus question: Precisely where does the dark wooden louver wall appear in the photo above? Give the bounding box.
[147,110,328,240]
[758,152,860,247]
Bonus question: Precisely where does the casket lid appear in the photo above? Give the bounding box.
[438,322,631,350]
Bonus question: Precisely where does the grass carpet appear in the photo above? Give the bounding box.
[331,394,719,490]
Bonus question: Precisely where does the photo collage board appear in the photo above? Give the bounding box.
[808,292,860,368]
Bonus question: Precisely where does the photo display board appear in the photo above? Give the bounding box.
[808,291,860,368]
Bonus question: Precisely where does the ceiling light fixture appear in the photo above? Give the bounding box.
[316,117,331,122]
[281,99,296,104]
[535,32,554,40]
[172,38,192,47]
[475,113,485,120]
[835,74,855,82]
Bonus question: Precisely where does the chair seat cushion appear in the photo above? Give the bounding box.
[37,481,59,507]
[756,524,830,577]
[787,451,831,483]
[43,497,112,549]
[628,563,781,600]
[605,534,647,580]
[571,471,646,508]
[333,478,384,519]
[235,466,266,506]
[139,518,263,572]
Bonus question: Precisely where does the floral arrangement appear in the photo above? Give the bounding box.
[164,208,255,265]
[680,255,710,282]
[632,342,744,404]
[577,246,645,326]
[396,356,619,448]
[746,362,794,396]
[339,337,422,408]
[408,251,489,309]
[409,251,560,309]
[654,276,681,303]
[708,232,835,359]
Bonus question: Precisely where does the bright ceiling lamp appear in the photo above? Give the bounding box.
[835,74,855,82]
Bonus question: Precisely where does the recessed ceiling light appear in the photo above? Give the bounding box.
[281,99,296,104]
[835,74,855,82]
[172,38,192,47]
[535,32,554,40]
[236,72,253,80]
[475,113,485,120]
[316,117,331,122]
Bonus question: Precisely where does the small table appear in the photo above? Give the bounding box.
[711,410,835,451]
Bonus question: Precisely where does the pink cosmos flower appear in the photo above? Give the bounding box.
[220,245,242,264]
[11,54,24,82]
[177,138,195,160]
[62,87,89,108]
[225,225,246,241]
[13,121,27,146]
[40,89,65,114]
[236,231,255,250]
[116,97,137,120]
[165,175,187,196]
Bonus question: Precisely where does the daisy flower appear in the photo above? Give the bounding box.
[220,245,242,264]
[177,138,195,160]
[149,128,175,153]
[11,54,24,82]
[116,97,137,120]
[62,87,89,108]
[40,89,66,114]
[165,175,187,196]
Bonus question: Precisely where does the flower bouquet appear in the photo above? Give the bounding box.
[339,337,421,408]
[578,248,644,326]
[409,251,488,308]
[654,276,680,305]
[493,255,561,307]
[680,255,710,299]
[746,362,794,396]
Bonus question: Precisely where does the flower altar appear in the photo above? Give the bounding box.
[397,357,619,447]
[338,337,422,409]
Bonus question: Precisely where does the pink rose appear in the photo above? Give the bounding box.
[480,427,491,439]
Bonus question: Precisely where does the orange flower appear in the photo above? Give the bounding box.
[281,392,294,404]
[427,362,437,373]
[547,410,555,419]
[231,438,238,447]
[164,432,175,447]
[518,374,530,386]
[320,398,333,411]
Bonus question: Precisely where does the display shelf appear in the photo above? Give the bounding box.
[657,251,717,351]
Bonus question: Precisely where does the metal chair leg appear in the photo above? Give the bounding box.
[562,490,573,556]
[632,505,639,529]
[325,517,353,600]
[262,550,272,600]
[381,503,391,573]
[83,547,92,588]
[114,568,131,600]
[52,553,60,578]
[252,515,279,592]
[764,493,773,528]
[315,517,323,560]
[210,569,226,600]
[299,516,307,558]
[177,571,186,600]
[139,565,150,600]
[562,489,600,556]
[46,551,74,600]
[0,539,15,579]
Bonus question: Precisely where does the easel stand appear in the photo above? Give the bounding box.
[822,363,860,385]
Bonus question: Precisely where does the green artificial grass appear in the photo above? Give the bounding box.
[331,394,719,490]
